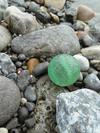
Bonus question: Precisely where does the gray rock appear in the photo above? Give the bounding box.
[0,76,20,126]
[10,129,20,133]
[7,72,18,81]
[0,128,8,133]
[0,53,16,76]
[26,102,35,112]
[6,118,19,130]
[18,54,26,61]
[56,89,100,133]
[0,25,12,51]
[25,117,35,128]
[4,6,41,35]
[11,24,80,57]
[84,73,100,92]
[24,85,37,102]
[0,0,8,20]
[8,0,25,6]
[17,70,30,91]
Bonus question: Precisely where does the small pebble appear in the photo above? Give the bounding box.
[10,128,20,133]
[25,117,35,128]
[18,54,26,61]
[26,102,35,112]
[20,98,27,106]
[15,61,22,68]
[0,128,8,133]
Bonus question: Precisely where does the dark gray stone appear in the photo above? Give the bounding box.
[6,118,19,130]
[18,54,26,61]
[0,76,20,126]
[7,73,18,81]
[0,0,8,20]
[11,24,80,57]
[25,117,35,128]
[26,102,35,112]
[56,89,100,133]
[24,86,37,102]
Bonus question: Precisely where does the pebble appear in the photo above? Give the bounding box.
[26,102,35,112]
[77,5,95,21]
[0,128,8,133]
[50,12,60,23]
[7,72,18,81]
[0,25,12,51]
[24,85,37,102]
[74,54,90,71]
[18,107,29,123]
[6,118,19,130]
[20,98,27,106]
[27,58,40,74]
[18,54,26,61]
[33,62,49,77]
[10,128,20,133]
[15,61,22,68]
[4,6,41,34]
[25,117,35,128]
[84,73,100,92]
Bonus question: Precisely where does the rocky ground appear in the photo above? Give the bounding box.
[0,0,100,133]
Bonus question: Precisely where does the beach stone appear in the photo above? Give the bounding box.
[44,0,66,10]
[6,118,19,130]
[56,89,100,133]
[0,53,16,76]
[0,76,21,126]
[77,5,95,21]
[4,6,41,34]
[74,54,90,71]
[0,128,8,133]
[81,45,100,60]
[0,25,11,51]
[8,0,25,6]
[11,24,80,57]
[0,0,8,21]
[84,73,100,92]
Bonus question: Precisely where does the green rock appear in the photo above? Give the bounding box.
[48,54,80,87]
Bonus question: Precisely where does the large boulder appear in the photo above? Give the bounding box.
[11,24,80,57]
[4,6,41,35]
[0,76,21,126]
[56,89,100,133]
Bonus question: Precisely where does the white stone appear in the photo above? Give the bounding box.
[0,128,8,133]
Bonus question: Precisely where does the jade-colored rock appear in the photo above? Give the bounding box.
[48,54,80,87]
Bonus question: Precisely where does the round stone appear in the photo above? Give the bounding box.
[48,54,80,87]
[0,76,21,126]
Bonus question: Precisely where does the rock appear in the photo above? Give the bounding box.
[21,98,27,106]
[0,53,16,76]
[56,89,100,133]
[84,73,100,92]
[17,70,30,91]
[0,76,20,126]
[0,25,11,51]
[0,0,8,21]
[77,5,95,21]
[33,62,49,77]
[4,6,41,34]
[50,12,59,23]
[27,58,40,74]
[18,54,26,61]
[34,0,44,5]
[15,61,22,68]
[8,0,25,6]
[26,102,35,112]
[10,129,20,133]
[11,24,80,57]
[7,73,18,81]
[24,85,37,102]
[90,59,100,71]
[0,128,8,133]
[74,54,90,71]
[81,45,100,60]
[25,117,35,128]
[6,118,19,130]
[44,0,66,10]
[18,107,29,123]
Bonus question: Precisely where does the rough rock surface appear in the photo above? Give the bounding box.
[4,6,41,34]
[11,24,80,57]
[56,89,100,133]
[0,25,12,51]
[0,0,8,20]
[0,76,20,126]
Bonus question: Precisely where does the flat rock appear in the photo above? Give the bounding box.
[0,25,12,51]
[0,0,8,20]
[0,76,20,126]
[56,89,100,133]
[11,24,80,57]
[4,6,41,34]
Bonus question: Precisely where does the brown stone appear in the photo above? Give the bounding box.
[50,12,59,23]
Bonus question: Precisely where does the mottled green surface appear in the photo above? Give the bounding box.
[48,54,80,87]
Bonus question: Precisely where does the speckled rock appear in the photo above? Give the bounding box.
[0,76,20,126]
[84,73,100,92]
[4,6,41,34]
[11,24,80,57]
[0,0,8,20]
[0,25,11,51]
[56,89,100,133]
[0,53,16,76]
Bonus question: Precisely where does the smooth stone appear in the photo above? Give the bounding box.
[84,73,100,92]
[18,54,26,61]
[34,0,44,5]
[7,72,18,81]
[77,5,95,21]
[33,62,49,77]
[0,76,21,126]
[44,0,66,10]
[25,117,35,128]
[21,98,27,106]
[4,6,41,34]
[0,128,8,133]
[90,60,100,71]
[0,53,16,76]
[11,24,80,57]
[26,102,35,112]
[50,12,60,23]
[81,45,100,60]
[74,54,90,71]
[17,70,30,91]
[0,0,8,20]
[10,129,20,133]
[26,1,40,12]
[0,25,12,51]
[6,118,19,130]
[56,89,100,133]
[15,61,22,68]
[24,85,37,102]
